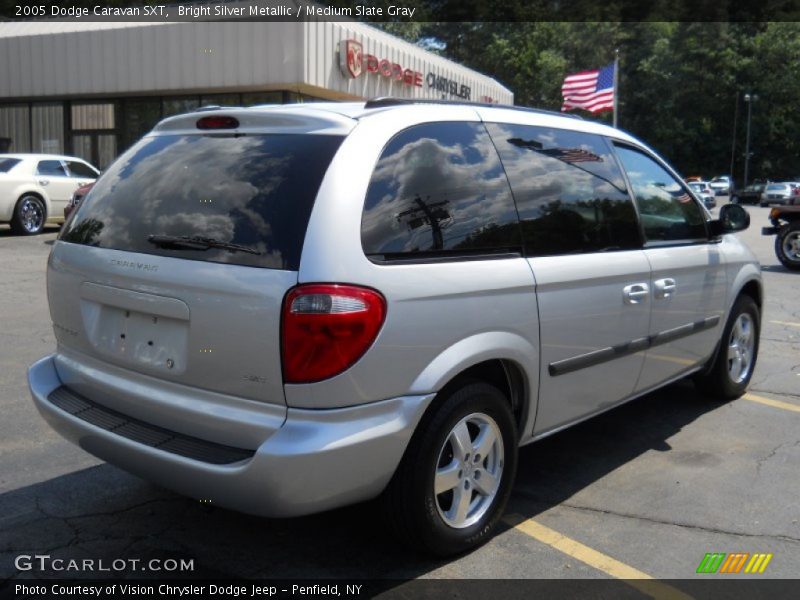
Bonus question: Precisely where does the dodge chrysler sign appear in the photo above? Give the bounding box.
[426,73,472,100]
[338,40,423,87]
[340,39,363,78]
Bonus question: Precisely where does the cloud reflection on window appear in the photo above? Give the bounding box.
[362,122,522,256]
[61,133,343,270]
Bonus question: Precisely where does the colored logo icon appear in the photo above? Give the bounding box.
[696,552,773,574]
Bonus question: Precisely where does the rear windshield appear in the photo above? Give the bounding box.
[766,184,788,191]
[0,158,21,172]
[60,133,343,270]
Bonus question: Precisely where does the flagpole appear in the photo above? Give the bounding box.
[613,48,619,128]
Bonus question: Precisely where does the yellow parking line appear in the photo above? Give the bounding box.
[743,393,800,413]
[769,320,800,328]
[504,515,693,600]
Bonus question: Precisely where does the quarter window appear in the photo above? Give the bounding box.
[486,123,641,256]
[65,160,98,178]
[36,160,68,177]
[361,122,522,259]
[614,145,707,242]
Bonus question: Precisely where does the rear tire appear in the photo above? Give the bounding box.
[383,381,518,556]
[775,222,800,270]
[10,194,46,235]
[694,295,760,400]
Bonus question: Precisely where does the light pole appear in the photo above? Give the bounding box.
[729,94,739,182]
[743,93,758,188]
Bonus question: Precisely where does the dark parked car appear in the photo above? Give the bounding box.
[731,182,766,205]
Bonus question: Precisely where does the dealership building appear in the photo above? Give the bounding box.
[0,17,513,168]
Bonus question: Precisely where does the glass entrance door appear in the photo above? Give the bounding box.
[70,133,117,170]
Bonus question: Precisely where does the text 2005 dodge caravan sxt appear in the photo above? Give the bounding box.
[29,100,762,555]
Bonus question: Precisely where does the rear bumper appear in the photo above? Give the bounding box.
[28,354,434,517]
[762,226,780,236]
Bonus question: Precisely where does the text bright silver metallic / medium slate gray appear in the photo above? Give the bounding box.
[28,100,762,555]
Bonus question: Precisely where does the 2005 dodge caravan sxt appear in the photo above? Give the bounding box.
[29,99,762,555]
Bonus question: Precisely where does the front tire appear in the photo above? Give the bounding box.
[775,222,800,270]
[384,381,518,556]
[694,295,760,400]
[10,194,47,235]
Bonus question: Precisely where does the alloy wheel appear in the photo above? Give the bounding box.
[727,313,755,384]
[434,412,504,529]
[20,197,44,233]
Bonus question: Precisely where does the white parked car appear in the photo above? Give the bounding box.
[709,175,733,196]
[0,154,100,235]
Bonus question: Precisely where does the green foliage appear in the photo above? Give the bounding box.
[416,21,800,181]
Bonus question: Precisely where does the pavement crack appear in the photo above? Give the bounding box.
[755,441,793,474]
[37,496,177,524]
[513,490,800,544]
[558,501,800,544]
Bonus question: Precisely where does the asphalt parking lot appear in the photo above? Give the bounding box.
[1,201,798,587]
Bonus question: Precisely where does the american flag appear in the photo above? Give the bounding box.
[540,147,603,163]
[561,63,616,114]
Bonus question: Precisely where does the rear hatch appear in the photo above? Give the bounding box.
[50,108,351,406]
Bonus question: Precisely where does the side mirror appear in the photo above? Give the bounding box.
[711,203,750,235]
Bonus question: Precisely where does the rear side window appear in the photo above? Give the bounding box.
[614,145,707,242]
[65,160,98,178]
[37,160,68,177]
[0,157,21,172]
[361,122,522,259]
[60,133,344,270]
[486,123,641,256]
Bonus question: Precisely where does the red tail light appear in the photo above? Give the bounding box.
[281,284,386,384]
[196,115,239,130]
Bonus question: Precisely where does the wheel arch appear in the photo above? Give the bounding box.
[738,278,763,310]
[16,188,50,215]
[700,271,763,377]
[408,332,538,441]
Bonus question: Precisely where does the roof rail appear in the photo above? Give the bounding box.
[363,97,583,120]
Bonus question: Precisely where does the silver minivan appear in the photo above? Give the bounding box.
[28,100,762,555]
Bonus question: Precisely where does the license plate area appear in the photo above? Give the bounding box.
[79,284,190,374]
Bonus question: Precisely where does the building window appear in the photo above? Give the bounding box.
[71,103,116,130]
[163,97,200,117]
[200,94,241,107]
[0,104,31,153]
[121,99,162,150]
[241,92,283,106]
[32,103,65,154]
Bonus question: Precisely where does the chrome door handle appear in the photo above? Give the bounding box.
[623,283,650,305]
[38,179,49,186]
[654,278,677,299]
